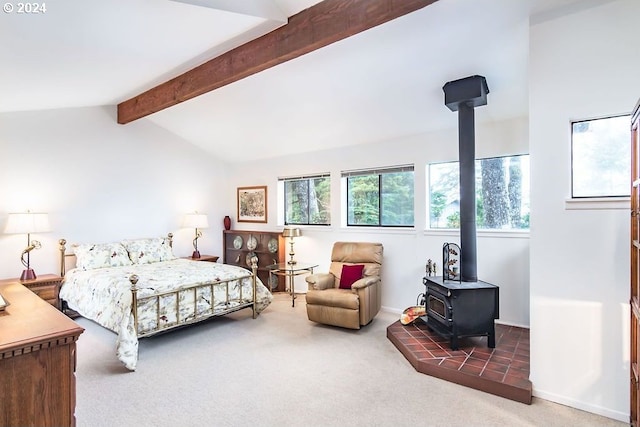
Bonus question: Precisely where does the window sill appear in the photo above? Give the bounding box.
[424,229,529,239]
[339,226,417,235]
[565,197,629,210]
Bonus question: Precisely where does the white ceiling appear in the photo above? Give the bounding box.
[0,0,613,163]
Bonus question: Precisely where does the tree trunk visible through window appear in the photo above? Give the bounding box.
[480,157,509,228]
[508,157,522,228]
[284,176,331,225]
[286,180,309,224]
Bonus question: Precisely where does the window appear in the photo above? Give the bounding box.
[281,174,330,225]
[343,165,414,227]
[429,155,530,230]
[571,115,630,198]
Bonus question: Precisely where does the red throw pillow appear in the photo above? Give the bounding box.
[339,264,365,289]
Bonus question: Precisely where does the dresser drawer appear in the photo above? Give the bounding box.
[29,285,58,301]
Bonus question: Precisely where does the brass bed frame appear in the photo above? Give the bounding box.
[58,233,259,338]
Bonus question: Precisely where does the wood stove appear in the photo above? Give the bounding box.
[420,75,500,351]
[423,275,499,350]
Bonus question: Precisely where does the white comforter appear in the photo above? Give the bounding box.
[60,259,272,370]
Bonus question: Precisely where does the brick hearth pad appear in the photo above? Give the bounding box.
[387,318,532,404]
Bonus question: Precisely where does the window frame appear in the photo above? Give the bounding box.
[427,154,530,231]
[570,114,630,199]
[280,173,331,226]
[342,164,415,228]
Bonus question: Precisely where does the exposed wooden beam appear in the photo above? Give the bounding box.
[117,0,438,124]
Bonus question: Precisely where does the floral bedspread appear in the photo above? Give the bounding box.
[59,259,273,370]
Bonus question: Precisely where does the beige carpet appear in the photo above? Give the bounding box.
[74,293,624,427]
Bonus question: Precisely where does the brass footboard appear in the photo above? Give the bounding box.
[129,259,258,338]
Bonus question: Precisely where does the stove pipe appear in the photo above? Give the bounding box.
[442,75,489,282]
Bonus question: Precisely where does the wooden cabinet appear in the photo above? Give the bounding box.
[631,98,640,427]
[0,274,63,310]
[223,230,285,292]
[0,282,84,427]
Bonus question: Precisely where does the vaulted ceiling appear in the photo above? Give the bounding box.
[1,0,612,162]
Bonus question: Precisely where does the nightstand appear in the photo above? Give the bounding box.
[0,274,62,310]
[183,255,219,262]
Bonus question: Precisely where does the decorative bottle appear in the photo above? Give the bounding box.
[223,215,231,230]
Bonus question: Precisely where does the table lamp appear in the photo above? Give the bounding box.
[5,211,50,281]
[183,212,209,259]
[282,227,301,265]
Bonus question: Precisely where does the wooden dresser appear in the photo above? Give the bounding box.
[0,282,84,427]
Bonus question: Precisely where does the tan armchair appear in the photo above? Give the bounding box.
[305,242,383,329]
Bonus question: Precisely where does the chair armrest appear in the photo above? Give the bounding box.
[351,275,380,290]
[306,273,334,290]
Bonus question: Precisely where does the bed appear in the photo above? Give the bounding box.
[58,234,273,371]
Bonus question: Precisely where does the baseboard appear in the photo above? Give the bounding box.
[381,305,402,315]
[495,319,530,329]
[532,388,628,422]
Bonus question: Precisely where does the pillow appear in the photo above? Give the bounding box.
[74,242,133,271]
[339,264,365,289]
[122,237,176,264]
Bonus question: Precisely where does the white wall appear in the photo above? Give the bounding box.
[226,117,531,327]
[0,106,230,278]
[529,0,637,421]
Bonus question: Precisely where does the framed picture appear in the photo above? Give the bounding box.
[237,186,268,223]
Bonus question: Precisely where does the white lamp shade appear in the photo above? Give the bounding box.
[5,212,50,234]
[183,213,209,229]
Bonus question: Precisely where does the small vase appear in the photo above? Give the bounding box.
[223,215,231,230]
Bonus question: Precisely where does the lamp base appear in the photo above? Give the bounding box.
[20,269,36,281]
[191,251,201,259]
